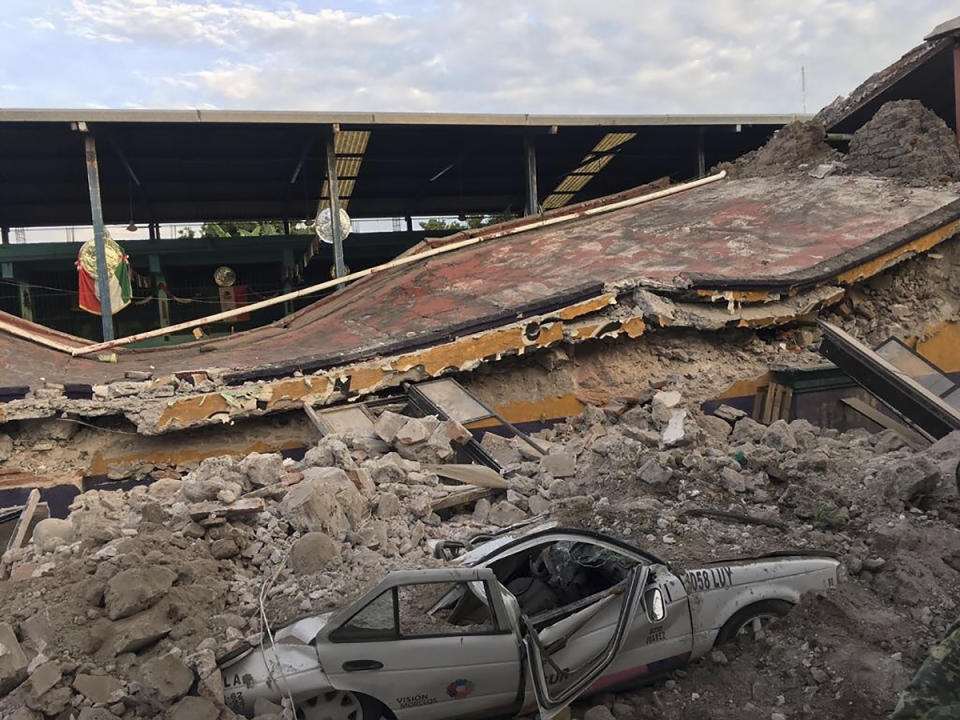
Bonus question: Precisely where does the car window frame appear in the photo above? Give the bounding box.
[467,528,667,569]
[329,578,511,644]
[469,534,650,620]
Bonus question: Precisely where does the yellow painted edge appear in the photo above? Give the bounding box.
[834,218,960,285]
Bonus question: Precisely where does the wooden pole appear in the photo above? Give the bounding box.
[67,171,726,357]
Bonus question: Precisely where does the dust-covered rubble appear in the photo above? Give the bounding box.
[0,375,957,719]
[716,98,960,190]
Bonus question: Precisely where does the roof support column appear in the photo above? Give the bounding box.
[281,247,295,315]
[1,228,8,245]
[83,132,115,341]
[325,133,346,285]
[148,254,169,329]
[697,127,706,178]
[954,41,960,146]
[1,263,32,323]
[524,135,539,215]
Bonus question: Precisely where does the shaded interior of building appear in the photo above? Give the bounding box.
[0,113,793,341]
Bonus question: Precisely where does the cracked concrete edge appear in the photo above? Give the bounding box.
[0,284,846,435]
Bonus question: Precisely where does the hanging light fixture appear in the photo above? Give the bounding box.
[126,179,138,233]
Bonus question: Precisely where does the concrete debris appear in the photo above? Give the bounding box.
[0,623,28,695]
[288,532,341,575]
[165,695,218,720]
[73,673,124,704]
[480,432,523,467]
[715,119,836,178]
[31,518,74,554]
[104,567,176,620]
[660,409,690,447]
[0,364,957,720]
[872,454,941,509]
[539,451,576,478]
[846,100,960,185]
[27,660,60,698]
[487,500,527,527]
[135,653,194,704]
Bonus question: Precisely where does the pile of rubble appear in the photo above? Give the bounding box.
[717,99,960,187]
[846,99,960,185]
[823,230,960,346]
[0,370,957,718]
[0,412,484,720]
[714,119,838,179]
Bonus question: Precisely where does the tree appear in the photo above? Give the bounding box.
[419,214,511,234]
[177,221,316,238]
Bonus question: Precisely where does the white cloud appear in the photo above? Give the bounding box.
[56,0,955,115]
[27,17,56,31]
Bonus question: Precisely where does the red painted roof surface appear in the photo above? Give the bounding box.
[1,176,957,389]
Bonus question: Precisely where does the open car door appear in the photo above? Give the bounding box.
[523,564,647,720]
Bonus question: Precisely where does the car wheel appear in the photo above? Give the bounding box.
[714,599,793,645]
[296,690,385,720]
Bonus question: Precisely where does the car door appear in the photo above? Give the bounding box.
[524,564,648,720]
[587,564,693,689]
[318,568,523,720]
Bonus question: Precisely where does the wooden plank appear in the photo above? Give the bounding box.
[0,502,47,549]
[762,383,778,423]
[187,497,265,521]
[425,464,507,489]
[303,402,325,433]
[752,387,766,421]
[431,486,496,513]
[779,387,794,421]
[841,397,929,450]
[6,489,39,553]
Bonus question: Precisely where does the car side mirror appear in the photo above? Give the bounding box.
[645,588,666,623]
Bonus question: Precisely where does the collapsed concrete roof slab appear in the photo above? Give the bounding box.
[0,174,957,433]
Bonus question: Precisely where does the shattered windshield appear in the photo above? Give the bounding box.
[534,542,636,590]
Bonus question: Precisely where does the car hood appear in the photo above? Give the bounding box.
[274,611,335,644]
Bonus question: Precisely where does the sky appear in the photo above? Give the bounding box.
[0,1,952,116]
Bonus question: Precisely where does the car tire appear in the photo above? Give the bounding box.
[296,690,389,720]
[714,599,793,645]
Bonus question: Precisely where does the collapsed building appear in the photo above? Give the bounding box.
[0,15,958,720]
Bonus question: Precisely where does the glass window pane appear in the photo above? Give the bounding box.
[398,581,495,637]
[944,386,960,410]
[875,339,955,397]
[333,590,396,642]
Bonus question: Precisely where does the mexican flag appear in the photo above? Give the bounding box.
[77,234,133,316]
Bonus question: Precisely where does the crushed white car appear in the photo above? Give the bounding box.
[220,524,840,719]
